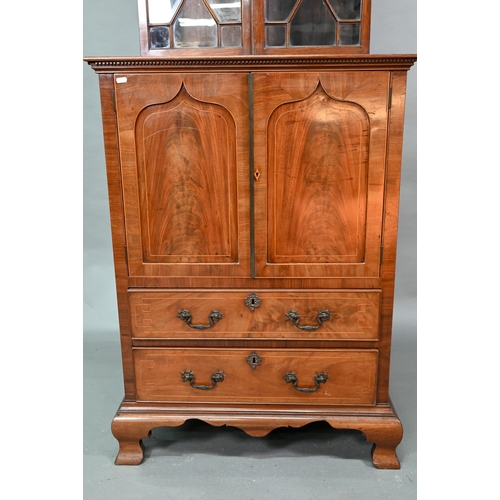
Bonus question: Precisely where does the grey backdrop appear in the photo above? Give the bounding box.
[83,1,416,498]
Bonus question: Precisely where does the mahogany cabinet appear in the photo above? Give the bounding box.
[85,0,415,469]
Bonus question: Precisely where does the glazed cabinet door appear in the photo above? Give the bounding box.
[114,73,250,278]
[253,71,390,279]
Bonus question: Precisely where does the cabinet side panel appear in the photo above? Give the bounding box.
[377,71,408,402]
[98,74,136,400]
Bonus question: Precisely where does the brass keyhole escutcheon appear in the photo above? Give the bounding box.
[245,292,261,312]
[246,351,262,370]
[254,169,261,181]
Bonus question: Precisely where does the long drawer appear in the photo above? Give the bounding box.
[129,290,380,340]
[134,348,378,405]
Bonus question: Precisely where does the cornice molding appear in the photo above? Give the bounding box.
[84,55,417,73]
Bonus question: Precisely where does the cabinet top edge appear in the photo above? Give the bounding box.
[83,54,417,73]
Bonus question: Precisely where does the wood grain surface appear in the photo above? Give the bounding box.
[129,289,380,340]
[253,70,389,278]
[115,72,250,278]
[133,347,378,405]
[268,83,368,264]
[135,86,237,263]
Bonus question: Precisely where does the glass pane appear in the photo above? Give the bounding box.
[207,0,241,22]
[290,0,336,46]
[265,0,298,22]
[150,26,170,48]
[329,0,361,20]
[339,23,360,45]
[148,0,183,24]
[221,25,242,47]
[265,25,286,47]
[173,0,218,48]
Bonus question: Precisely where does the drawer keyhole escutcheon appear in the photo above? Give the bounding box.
[246,351,262,370]
[245,292,261,312]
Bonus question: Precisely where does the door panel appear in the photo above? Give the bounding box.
[253,72,390,279]
[136,88,237,264]
[115,73,250,278]
[268,84,368,264]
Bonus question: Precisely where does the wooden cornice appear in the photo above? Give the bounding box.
[84,54,417,73]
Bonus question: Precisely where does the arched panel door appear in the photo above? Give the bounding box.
[115,73,250,278]
[253,71,390,279]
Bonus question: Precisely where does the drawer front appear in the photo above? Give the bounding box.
[130,290,380,340]
[134,348,378,405]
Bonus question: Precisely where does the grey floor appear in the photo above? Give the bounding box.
[83,299,416,500]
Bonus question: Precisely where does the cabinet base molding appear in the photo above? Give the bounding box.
[111,400,403,469]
